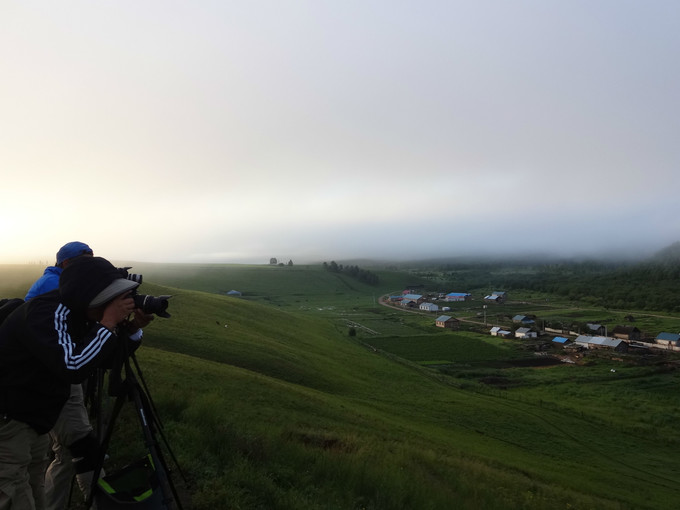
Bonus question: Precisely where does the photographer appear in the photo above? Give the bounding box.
[25,241,93,301]
[25,241,98,510]
[0,257,150,510]
[23,242,153,510]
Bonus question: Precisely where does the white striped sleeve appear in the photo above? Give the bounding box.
[54,306,114,371]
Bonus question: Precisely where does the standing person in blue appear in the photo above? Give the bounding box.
[25,242,94,301]
[0,256,147,510]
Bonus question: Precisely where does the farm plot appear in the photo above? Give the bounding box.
[368,332,533,364]
[339,315,430,337]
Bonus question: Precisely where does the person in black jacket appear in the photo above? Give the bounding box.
[0,257,144,510]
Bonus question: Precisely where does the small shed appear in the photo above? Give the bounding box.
[515,327,537,339]
[552,336,571,345]
[612,326,641,341]
[484,291,506,303]
[586,323,606,336]
[487,291,506,303]
[490,326,512,338]
[420,302,439,312]
[435,315,460,329]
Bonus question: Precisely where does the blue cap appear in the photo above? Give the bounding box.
[56,241,93,265]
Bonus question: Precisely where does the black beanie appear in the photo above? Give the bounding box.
[59,257,124,312]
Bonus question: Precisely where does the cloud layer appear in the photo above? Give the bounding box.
[1,1,678,263]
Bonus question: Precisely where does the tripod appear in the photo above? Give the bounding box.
[86,352,185,509]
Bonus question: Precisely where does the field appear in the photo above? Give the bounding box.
[365,332,531,364]
[1,263,680,509]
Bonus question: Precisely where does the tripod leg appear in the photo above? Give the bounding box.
[131,388,182,509]
[85,394,126,509]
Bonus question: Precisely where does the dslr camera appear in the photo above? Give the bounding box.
[118,267,171,318]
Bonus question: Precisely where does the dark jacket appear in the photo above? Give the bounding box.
[0,257,124,434]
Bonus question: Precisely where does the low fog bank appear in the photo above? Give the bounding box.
[317,242,680,268]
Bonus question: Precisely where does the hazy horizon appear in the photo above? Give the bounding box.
[2,1,679,265]
[5,241,674,268]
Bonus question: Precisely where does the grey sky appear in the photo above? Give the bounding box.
[1,1,678,263]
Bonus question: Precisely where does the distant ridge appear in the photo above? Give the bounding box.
[650,240,680,263]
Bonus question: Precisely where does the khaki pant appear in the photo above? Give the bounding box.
[0,418,50,510]
[44,384,96,510]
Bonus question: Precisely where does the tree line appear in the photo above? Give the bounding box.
[322,261,380,285]
[436,257,680,312]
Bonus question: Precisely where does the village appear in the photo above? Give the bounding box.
[385,288,680,355]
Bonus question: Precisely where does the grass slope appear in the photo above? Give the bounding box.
[135,281,679,509]
[115,262,412,310]
[2,264,679,509]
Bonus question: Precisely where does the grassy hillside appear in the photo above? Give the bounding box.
[0,264,44,298]
[115,262,414,309]
[1,264,679,509]
[137,281,679,509]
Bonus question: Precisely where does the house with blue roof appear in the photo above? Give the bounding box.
[656,332,680,347]
[445,292,471,302]
[400,294,424,308]
[552,336,571,345]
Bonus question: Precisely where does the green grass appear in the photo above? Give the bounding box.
[139,282,680,509]
[2,263,680,509]
[117,262,409,311]
[367,331,532,364]
[0,264,43,298]
[134,347,672,510]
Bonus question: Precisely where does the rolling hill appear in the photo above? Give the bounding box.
[1,263,679,509]
[137,272,678,509]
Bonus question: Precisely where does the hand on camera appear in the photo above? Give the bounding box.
[100,294,136,330]
[130,309,155,329]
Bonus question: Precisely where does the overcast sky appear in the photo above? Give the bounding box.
[1,1,678,264]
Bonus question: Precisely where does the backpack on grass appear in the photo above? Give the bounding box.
[94,455,167,509]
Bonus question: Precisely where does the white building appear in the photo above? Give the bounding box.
[515,327,537,339]
[419,302,439,312]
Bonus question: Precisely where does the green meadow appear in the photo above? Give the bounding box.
[1,263,679,509]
